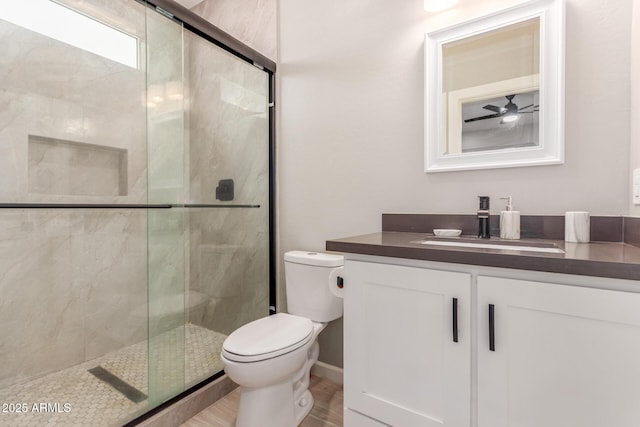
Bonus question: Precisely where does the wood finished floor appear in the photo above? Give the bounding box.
[181,376,343,427]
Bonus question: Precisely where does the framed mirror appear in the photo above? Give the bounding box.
[425,0,565,172]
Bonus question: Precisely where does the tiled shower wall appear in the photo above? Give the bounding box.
[0,210,148,389]
[0,0,270,390]
[0,0,148,389]
[184,30,270,336]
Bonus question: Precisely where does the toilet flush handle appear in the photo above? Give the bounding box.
[328,266,345,298]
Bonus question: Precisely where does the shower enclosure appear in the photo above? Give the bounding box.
[0,1,274,425]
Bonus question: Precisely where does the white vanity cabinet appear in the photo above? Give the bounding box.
[343,259,640,427]
[477,276,640,427]
[343,260,472,427]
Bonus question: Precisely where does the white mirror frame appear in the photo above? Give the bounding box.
[425,0,565,173]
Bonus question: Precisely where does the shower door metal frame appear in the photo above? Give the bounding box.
[147,0,276,73]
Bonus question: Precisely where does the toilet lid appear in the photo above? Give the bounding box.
[222,313,314,362]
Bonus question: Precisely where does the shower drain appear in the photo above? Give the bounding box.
[88,366,148,403]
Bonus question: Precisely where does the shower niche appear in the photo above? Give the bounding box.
[28,135,128,196]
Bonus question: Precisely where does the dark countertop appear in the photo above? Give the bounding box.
[326,232,640,281]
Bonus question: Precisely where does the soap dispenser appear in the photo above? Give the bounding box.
[499,196,520,240]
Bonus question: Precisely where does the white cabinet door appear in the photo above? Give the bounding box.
[345,409,390,426]
[344,260,471,427]
[478,276,640,427]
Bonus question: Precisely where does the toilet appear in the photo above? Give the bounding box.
[220,251,344,427]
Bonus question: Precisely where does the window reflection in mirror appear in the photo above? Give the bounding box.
[442,17,540,156]
[460,90,539,153]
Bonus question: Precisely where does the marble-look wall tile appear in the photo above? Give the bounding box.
[0,211,83,389]
[147,9,187,204]
[183,30,270,337]
[0,209,149,389]
[0,0,150,389]
[148,209,187,334]
[0,90,84,201]
[78,210,148,361]
[189,0,277,61]
[0,11,147,204]
[187,210,269,335]
[185,31,269,206]
[28,137,127,197]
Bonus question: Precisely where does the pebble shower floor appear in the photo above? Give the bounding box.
[0,324,227,426]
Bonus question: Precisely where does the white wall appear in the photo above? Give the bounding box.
[630,0,640,216]
[279,0,634,366]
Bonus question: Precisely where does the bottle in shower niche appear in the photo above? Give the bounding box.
[478,196,491,239]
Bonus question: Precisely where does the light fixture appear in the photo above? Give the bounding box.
[424,0,459,13]
[501,114,519,124]
[500,95,520,124]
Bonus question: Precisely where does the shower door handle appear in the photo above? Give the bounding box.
[452,298,458,343]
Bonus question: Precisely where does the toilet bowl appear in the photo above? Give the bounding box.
[221,314,325,426]
[221,251,344,427]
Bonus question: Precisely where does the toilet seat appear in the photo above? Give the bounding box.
[222,313,314,363]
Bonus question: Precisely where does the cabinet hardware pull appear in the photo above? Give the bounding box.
[452,298,459,343]
[489,304,495,351]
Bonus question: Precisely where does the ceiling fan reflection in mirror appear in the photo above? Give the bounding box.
[464,94,539,124]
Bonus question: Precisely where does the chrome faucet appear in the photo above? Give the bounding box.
[478,196,490,239]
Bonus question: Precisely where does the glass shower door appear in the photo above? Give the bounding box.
[145,7,187,407]
[144,3,272,405]
[181,27,271,387]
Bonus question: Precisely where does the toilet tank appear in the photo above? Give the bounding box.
[284,251,344,322]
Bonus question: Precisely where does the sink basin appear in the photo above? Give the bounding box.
[415,237,565,254]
